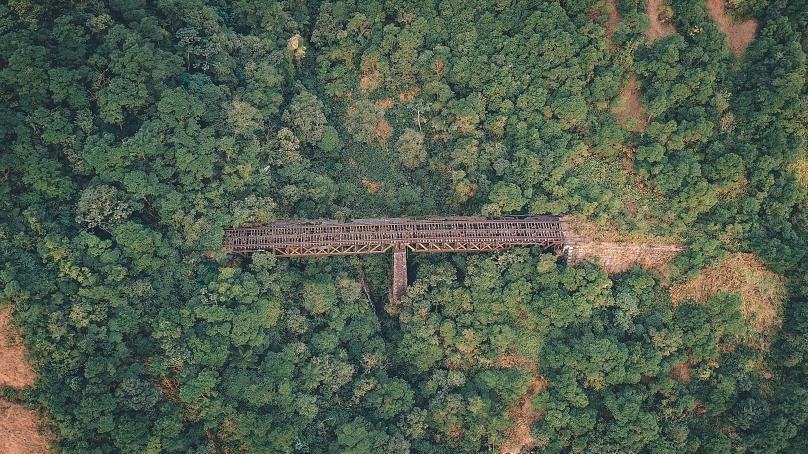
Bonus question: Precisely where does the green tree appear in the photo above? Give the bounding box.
[283,88,328,144]
[482,182,526,215]
[395,128,426,169]
[75,185,133,230]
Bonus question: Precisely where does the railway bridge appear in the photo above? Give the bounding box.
[224,216,565,302]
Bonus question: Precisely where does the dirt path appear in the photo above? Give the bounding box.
[705,0,757,54]
[614,76,648,132]
[498,355,548,454]
[0,307,36,388]
[500,377,548,454]
[562,216,682,244]
[605,0,620,43]
[646,0,676,42]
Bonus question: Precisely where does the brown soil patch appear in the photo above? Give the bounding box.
[0,399,52,454]
[646,0,677,42]
[287,34,300,51]
[567,240,682,276]
[398,87,421,103]
[669,253,785,334]
[359,73,382,93]
[614,76,649,132]
[705,0,757,54]
[455,116,476,134]
[359,58,383,93]
[500,376,548,454]
[0,307,36,389]
[432,59,445,75]
[372,119,392,143]
[360,178,383,193]
[499,354,538,374]
[605,0,620,43]
[669,360,692,384]
[563,216,683,279]
[157,376,181,403]
[374,98,394,109]
[287,34,305,59]
[498,354,548,454]
[431,132,450,142]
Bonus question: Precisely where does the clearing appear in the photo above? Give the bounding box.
[0,400,51,454]
[562,216,682,244]
[1,307,51,453]
[792,158,808,189]
[498,354,548,454]
[0,306,36,388]
[705,0,757,54]
[670,253,786,334]
[669,360,692,384]
[646,0,677,42]
[613,76,649,132]
[563,216,683,278]
[567,240,682,277]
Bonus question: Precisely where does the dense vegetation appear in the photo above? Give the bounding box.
[1,0,805,452]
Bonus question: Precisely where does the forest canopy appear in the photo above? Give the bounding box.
[0,0,806,452]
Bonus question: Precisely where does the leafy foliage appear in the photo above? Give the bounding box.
[0,0,805,452]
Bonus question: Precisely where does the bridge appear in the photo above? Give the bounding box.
[225,216,565,302]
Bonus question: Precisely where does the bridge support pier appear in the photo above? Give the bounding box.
[391,246,407,303]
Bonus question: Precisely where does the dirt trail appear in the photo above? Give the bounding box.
[500,377,548,454]
[705,0,757,54]
[614,76,648,132]
[0,307,36,388]
[646,0,677,42]
[605,0,620,43]
[498,354,548,454]
[563,216,682,244]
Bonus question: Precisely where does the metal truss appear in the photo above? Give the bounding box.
[225,216,565,256]
[406,242,513,252]
[271,243,393,257]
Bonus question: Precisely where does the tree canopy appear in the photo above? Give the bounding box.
[0,0,805,452]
